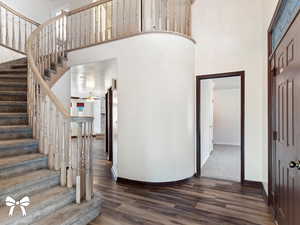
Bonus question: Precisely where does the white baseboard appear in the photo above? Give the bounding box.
[111,166,118,181]
[201,153,210,168]
[214,142,240,146]
[262,182,268,195]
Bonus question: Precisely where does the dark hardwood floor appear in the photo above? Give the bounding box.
[89,139,274,225]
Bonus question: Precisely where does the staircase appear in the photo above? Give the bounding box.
[0,58,101,225]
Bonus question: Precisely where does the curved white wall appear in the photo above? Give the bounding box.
[68,33,195,182]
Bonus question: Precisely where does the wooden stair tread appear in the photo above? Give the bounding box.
[0,74,27,77]
[0,69,27,73]
[0,101,27,104]
[0,125,30,129]
[0,186,74,224]
[0,81,27,85]
[0,112,27,116]
[0,126,32,140]
[0,113,28,125]
[11,64,27,68]
[0,153,45,168]
[0,90,27,94]
[0,138,37,146]
[0,169,58,191]
[0,138,38,157]
[32,194,102,225]
[0,58,27,66]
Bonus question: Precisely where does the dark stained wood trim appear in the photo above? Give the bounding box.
[105,88,113,161]
[71,135,97,138]
[116,176,193,187]
[241,73,245,183]
[267,0,300,211]
[267,53,275,207]
[267,0,283,33]
[268,1,300,58]
[262,184,269,205]
[243,180,269,205]
[196,77,201,177]
[140,0,143,32]
[71,96,101,100]
[196,71,245,184]
[243,180,263,189]
[109,88,113,162]
[105,92,109,154]
[266,0,284,211]
[267,0,284,210]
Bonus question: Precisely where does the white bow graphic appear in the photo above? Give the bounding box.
[5,196,30,216]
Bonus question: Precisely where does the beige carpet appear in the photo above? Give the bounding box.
[201,144,241,182]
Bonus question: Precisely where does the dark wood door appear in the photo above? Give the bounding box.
[274,11,300,225]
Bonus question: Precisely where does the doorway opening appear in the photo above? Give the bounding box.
[69,59,118,178]
[196,71,245,183]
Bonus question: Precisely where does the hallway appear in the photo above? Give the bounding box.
[202,144,241,182]
[89,140,273,225]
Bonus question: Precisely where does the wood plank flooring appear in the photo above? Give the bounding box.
[89,140,274,225]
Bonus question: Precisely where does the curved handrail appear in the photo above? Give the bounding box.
[27,13,70,118]
[27,0,193,121]
[27,12,94,204]
[67,0,111,16]
[65,0,192,52]
[26,0,192,204]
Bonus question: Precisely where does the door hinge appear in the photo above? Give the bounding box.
[271,68,277,77]
[273,131,278,141]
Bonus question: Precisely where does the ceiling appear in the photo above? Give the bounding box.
[71,59,117,98]
[212,76,240,90]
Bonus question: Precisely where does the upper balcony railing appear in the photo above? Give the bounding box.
[65,0,192,51]
[0,1,39,54]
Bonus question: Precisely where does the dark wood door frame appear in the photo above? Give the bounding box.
[105,93,109,154]
[105,88,113,162]
[196,71,245,184]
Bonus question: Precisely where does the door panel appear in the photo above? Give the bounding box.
[276,61,298,225]
[273,8,300,225]
[274,9,300,225]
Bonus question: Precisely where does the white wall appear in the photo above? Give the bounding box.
[213,88,241,146]
[69,33,195,182]
[192,0,278,185]
[200,80,214,167]
[0,1,52,63]
[51,70,71,111]
[2,0,52,23]
[0,46,23,64]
